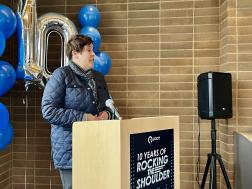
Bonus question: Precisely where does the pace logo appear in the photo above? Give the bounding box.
[148,136,160,144]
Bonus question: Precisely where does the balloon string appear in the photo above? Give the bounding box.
[25,93,28,189]
[50,156,52,189]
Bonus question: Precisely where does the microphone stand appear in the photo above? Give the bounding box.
[112,107,119,120]
[112,109,116,119]
[200,119,232,189]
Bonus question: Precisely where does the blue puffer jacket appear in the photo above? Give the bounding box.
[41,66,110,169]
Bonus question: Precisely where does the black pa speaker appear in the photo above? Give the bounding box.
[197,72,232,119]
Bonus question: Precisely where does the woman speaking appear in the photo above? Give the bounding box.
[41,34,113,189]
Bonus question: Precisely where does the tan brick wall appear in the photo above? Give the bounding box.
[219,0,252,188]
[1,0,252,188]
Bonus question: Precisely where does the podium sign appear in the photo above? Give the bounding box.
[130,129,174,189]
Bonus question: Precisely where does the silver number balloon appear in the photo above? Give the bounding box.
[37,13,77,79]
[20,0,43,82]
[17,0,77,89]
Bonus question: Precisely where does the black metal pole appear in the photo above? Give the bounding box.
[210,119,217,189]
[201,119,232,189]
[211,119,216,154]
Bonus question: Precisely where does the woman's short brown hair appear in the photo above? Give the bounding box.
[66,34,93,60]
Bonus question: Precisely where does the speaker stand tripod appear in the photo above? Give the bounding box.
[200,119,232,189]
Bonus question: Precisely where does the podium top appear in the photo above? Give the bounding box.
[73,116,179,135]
[73,115,179,124]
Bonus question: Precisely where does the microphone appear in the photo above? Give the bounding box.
[105,99,120,120]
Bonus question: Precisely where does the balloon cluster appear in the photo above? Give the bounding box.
[0,4,17,96]
[0,4,16,151]
[79,5,112,76]
[0,103,13,150]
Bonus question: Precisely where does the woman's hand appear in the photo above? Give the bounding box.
[86,114,99,121]
[98,111,109,120]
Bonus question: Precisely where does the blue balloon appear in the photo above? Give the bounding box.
[0,31,5,56]
[16,65,25,80]
[80,26,101,52]
[0,60,16,96]
[0,4,17,39]
[79,5,101,28]
[0,123,13,151]
[94,51,112,76]
[0,102,9,131]
[16,13,25,79]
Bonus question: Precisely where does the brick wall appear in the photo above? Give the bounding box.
[0,0,252,188]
